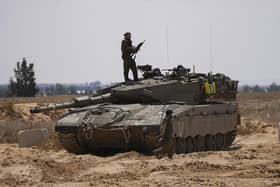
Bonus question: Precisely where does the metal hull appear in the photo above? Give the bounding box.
[55,102,240,154]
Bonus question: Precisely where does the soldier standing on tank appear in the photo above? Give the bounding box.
[153,110,174,158]
[121,32,144,82]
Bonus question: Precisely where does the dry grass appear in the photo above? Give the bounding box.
[237,92,280,126]
[0,103,19,120]
[237,92,280,102]
[0,95,75,106]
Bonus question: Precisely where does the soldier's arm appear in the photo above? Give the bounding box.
[122,41,137,54]
[128,46,137,54]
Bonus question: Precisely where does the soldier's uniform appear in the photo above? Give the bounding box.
[153,110,174,158]
[121,32,139,82]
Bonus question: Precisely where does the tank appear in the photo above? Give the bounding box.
[31,64,240,154]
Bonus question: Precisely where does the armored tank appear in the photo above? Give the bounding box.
[31,65,240,154]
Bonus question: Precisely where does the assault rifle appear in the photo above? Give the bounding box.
[135,40,145,52]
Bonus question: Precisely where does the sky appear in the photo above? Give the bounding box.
[0,0,280,85]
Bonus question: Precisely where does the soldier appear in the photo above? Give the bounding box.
[153,110,174,158]
[121,32,144,82]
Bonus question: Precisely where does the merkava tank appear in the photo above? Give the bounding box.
[31,64,240,154]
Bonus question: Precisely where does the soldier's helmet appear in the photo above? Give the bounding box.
[124,32,131,37]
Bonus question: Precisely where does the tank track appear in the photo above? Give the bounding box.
[57,132,88,154]
[57,130,236,155]
[172,130,236,154]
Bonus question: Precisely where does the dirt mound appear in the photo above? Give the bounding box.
[0,102,66,122]
[0,96,74,106]
[0,102,65,145]
[237,117,275,135]
[0,103,21,121]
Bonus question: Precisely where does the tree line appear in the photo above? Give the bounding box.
[239,83,280,93]
[0,83,102,97]
[1,58,103,97]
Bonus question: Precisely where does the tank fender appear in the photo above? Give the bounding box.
[171,104,238,138]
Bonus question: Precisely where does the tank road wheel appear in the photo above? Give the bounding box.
[205,135,216,151]
[174,138,178,154]
[172,138,177,154]
[176,138,186,154]
[175,138,181,154]
[58,133,87,154]
[225,131,236,147]
[195,136,206,152]
[186,137,194,153]
[215,133,225,150]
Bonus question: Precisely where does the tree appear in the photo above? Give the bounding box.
[9,58,38,97]
[241,85,251,92]
[0,85,8,97]
[55,83,66,95]
[68,85,77,95]
[268,82,280,92]
[45,85,56,95]
[252,85,265,92]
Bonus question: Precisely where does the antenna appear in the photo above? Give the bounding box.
[209,24,213,73]
[166,25,170,66]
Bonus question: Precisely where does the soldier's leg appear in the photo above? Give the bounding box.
[130,59,138,81]
[126,58,134,81]
[123,60,129,82]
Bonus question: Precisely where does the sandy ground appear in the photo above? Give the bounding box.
[0,93,279,187]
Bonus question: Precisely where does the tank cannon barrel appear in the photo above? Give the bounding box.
[30,93,112,113]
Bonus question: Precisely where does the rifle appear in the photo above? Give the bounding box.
[131,40,145,59]
[135,40,145,52]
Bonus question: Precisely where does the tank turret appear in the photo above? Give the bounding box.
[31,64,238,113]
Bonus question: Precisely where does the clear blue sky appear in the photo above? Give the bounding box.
[0,0,280,85]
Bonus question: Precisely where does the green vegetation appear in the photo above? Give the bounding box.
[8,58,38,97]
